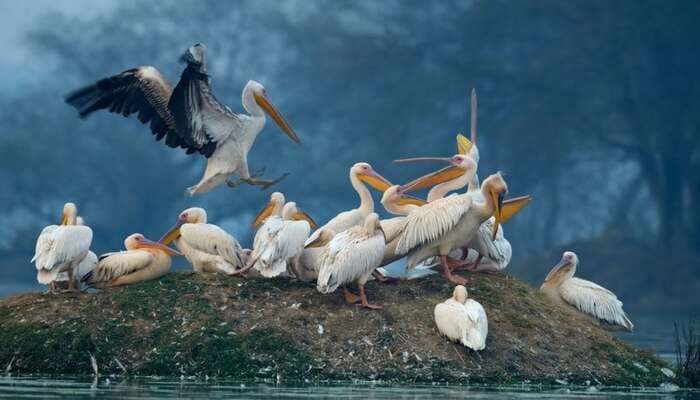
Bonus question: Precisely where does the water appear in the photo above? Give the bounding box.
[0,377,697,399]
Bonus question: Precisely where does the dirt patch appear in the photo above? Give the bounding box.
[0,272,668,385]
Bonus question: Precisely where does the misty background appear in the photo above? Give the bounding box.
[0,0,698,324]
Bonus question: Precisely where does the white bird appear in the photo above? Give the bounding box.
[247,201,316,278]
[159,207,246,275]
[434,285,488,351]
[311,213,386,309]
[54,216,97,291]
[66,43,300,195]
[32,202,93,293]
[540,251,634,332]
[83,233,181,288]
[304,162,391,246]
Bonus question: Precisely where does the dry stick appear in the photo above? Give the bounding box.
[5,356,14,373]
[114,357,127,375]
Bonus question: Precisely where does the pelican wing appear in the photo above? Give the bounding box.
[463,299,488,350]
[180,223,244,267]
[396,195,472,255]
[316,229,385,294]
[168,66,243,158]
[32,225,92,272]
[434,300,469,343]
[380,217,406,243]
[467,217,512,270]
[85,250,154,284]
[559,277,634,331]
[65,66,187,149]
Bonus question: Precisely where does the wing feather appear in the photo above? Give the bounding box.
[316,229,385,293]
[32,225,92,272]
[85,250,153,284]
[179,223,243,267]
[559,277,634,331]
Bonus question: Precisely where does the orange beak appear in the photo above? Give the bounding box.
[254,92,300,144]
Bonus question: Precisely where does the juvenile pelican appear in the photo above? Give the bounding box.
[65,43,300,195]
[540,251,634,331]
[83,233,181,288]
[434,285,488,351]
[159,207,246,275]
[312,213,386,309]
[247,201,316,278]
[32,203,93,293]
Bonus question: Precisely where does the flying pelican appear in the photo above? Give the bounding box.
[311,213,386,309]
[540,251,634,331]
[32,203,93,293]
[65,43,300,195]
[83,233,181,288]
[245,201,316,278]
[159,207,246,275]
[434,285,488,351]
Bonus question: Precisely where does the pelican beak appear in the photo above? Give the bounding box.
[139,237,182,256]
[59,212,69,226]
[304,235,330,249]
[252,201,276,229]
[501,195,532,223]
[395,194,427,207]
[491,190,505,240]
[293,210,318,229]
[358,169,392,191]
[159,219,185,245]
[544,258,569,282]
[254,92,300,144]
[399,164,465,193]
[456,134,473,155]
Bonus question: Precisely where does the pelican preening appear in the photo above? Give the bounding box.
[83,233,181,288]
[32,203,93,293]
[434,285,488,351]
[159,207,247,275]
[313,213,386,309]
[65,43,300,196]
[540,251,634,332]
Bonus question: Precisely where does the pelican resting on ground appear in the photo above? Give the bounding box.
[540,251,634,332]
[32,202,93,293]
[65,43,300,195]
[54,216,97,291]
[311,213,386,309]
[83,233,181,288]
[434,285,488,351]
[244,201,316,278]
[159,207,246,275]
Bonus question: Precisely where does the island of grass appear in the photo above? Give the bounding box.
[0,272,670,386]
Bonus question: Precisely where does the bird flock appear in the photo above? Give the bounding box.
[32,43,633,354]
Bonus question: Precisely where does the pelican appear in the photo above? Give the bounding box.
[540,251,634,331]
[311,213,386,309]
[159,207,246,275]
[434,285,488,351]
[65,43,300,195]
[32,203,93,293]
[244,201,316,278]
[83,233,181,288]
[54,216,97,290]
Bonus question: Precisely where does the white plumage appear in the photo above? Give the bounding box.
[540,251,634,331]
[434,285,488,351]
[252,202,311,278]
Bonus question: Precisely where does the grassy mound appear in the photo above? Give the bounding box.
[0,272,668,385]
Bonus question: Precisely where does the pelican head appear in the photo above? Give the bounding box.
[252,191,286,228]
[181,43,207,67]
[159,207,207,245]
[282,201,318,229]
[243,80,300,144]
[398,154,477,193]
[380,185,427,216]
[482,172,508,240]
[126,233,181,256]
[351,162,392,191]
[453,285,468,304]
[60,202,78,226]
[544,251,579,283]
[304,229,335,249]
[380,184,403,205]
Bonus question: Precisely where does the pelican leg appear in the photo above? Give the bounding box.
[465,254,484,272]
[372,270,399,284]
[357,283,383,310]
[440,255,469,285]
[343,287,361,304]
[230,257,257,277]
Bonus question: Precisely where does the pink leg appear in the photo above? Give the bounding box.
[440,255,469,285]
[358,283,383,310]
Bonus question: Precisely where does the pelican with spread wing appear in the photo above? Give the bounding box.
[65,43,300,195]
[540,251,634,331]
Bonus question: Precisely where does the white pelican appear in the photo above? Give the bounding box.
[65,43,300,195]
[434,285,488,351]
[311,213,386,309]
[244,201,316,278]
[83,233,181,288]
[304,162,391,246]
[540,251,634,331]
[32,203,93,293]
[159,207,246,275]
[54,216,97,290]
